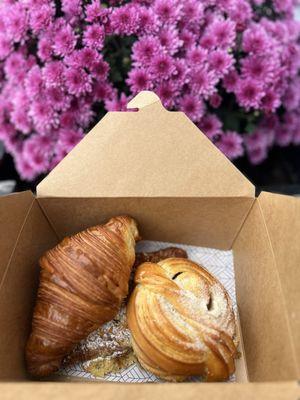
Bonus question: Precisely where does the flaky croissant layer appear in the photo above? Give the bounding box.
[127,258,238,382]
[26,216,140,377]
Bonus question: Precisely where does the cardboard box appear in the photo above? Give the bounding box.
[0,91,299,398]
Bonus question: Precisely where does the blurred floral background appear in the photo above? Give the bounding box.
[0,0,300,193]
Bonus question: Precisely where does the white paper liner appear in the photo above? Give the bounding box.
[58,240,237,383]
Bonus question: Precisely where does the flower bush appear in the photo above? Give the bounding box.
[0,0,300,181]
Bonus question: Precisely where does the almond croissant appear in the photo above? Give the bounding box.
[127,258,238,382]
[26,216,140,377]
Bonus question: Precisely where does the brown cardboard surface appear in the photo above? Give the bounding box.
[233,200,298,381]
[37,91,254,198]
[0,199,58,380]
[0,191,34,284]
[38,196,254,250]
[0,381,299,399]
[258,192,300,376]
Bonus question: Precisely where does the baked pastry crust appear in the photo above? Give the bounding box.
[26,216,139,377]
[127,258,238,382]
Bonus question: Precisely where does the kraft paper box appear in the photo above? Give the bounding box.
[0,91,299,399]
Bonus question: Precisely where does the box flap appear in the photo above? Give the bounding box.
[258,192,300,376]
[0,381,299,398]
[0,191,34,285]
[37,91,254,198]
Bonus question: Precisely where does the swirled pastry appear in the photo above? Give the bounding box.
[127,258,238,382]
[26,216,140,377]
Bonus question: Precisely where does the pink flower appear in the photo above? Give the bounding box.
[153,0,182,24]
[61,0,82,22]
[242,24,270,54]
[209,50,234,77]
[261,90,281,113]
[275,126,293,147]
[209,93,222,108]
[110,4,139,35]
[43,61,65,87]
[5,3,28,42]
[76,48,100,70]
[223,69,239,92]
[235,78,265,110]
[64,67,92,96]
[58,128,83,152]
[29,4,54,34]
[23,135,53,173]
[92,81,114,102]
[187,46,208,66]
[158,27,182,55]
[132,37,161,65]
[182,0,204,23]
[15,154,37,181]
[127,68,152,93]
[241,55,274,84]
[11,107,32,134]
[37,35,53,61]
[190,66,218,99]
[207,18,236,49]
[83,24,105,50]
[0,34,12,60]
[155,80,177,108]
[244,130,268,151]
[137,7,159,34]
[198,114,222,140]
[25,65,43,98]
[85,0,103,23]
[53,24,77,56]
[29,98,58,132]
[179,94,204,121]
[90,58,109,80]
[45,86,70,111]
[105,93,129,111]
[247,146,267,165]
[150,53,175,79]
[216,131,244,159]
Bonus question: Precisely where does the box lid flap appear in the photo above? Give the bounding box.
[0,191,34,285]
[258,191,300,375]
[37,91,254,198]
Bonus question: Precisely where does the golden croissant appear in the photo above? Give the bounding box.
[127,258,238,382]
[26,216,140,377]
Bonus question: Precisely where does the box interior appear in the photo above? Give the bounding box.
[1,194,297,383]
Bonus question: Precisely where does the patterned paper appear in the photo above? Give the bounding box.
[59,240,236,383]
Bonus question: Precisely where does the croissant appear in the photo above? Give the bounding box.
[127,258,238,382]
[26,215,140,377]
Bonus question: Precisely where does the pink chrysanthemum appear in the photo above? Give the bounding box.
[11,107,32,134]
[46,86,70,111]
[58,128,83,152]
[85,0,102,23]
[242,24,270,54]
[105,93,129,111]
[0,34,12,60]
[209,93,222,108]
[179,94,204,121]
[132,37,161,65]
[29,98,58,133]
[43,61,65,87]
[29,4,54,34]
[127,68,152,93]
[190,66,218,99]
[53,24,77,56]
[150,53,175,79]
[24,65,43,98]
[241,56,274,84]
[76,48,100,70]
[110,4,139,35]
[209,50,234,77]
[153,0,182,24]
[158,27,182,55]
[247,146,267,165]
[137,7,159,34]
[198,114,222,140]
[90,58,109,80]
[5,3,28,42]
[187,46,208,66]
[182,0,204,23]
[261,89,281,113]
[83,24,105,50]
[235,78,265,110]
[207,18,236,49]
[155,80,178,108]
[216,131,244,159]
[37,35,53,62]
[64,67,92,96]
